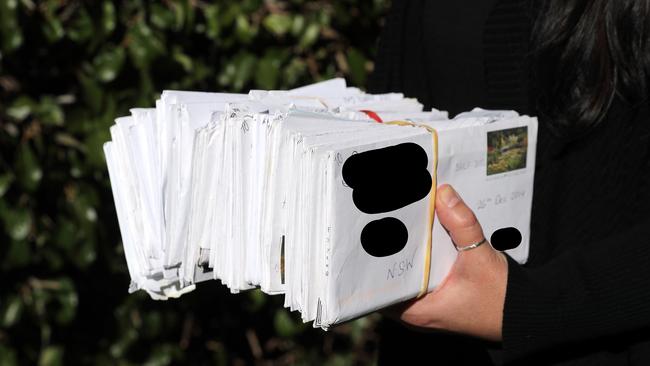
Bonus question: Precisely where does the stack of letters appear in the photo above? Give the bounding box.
[104,79,537,329]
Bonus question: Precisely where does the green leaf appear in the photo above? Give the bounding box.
[7,96,34,121]
[3,206,32,241]
[255,53,282,90]
[246,289,266,312]
[219,52,257,91]
[1,295,23,327]
[53,218,78,251]
[274,309,299,338]
[283,58,307,88]
[299,23,320,49]
[0,345,18,366]
[102,1,116,34]
[67,8,94,42]
[109,328,138,358]
[72,239,97,268]
[55,278,78,324]
[203,5,221,39]
[291,15,305,36]
[93,46,125,83]
[3,239,31,269]
[235,14,257,44]
[144,344,181,366]
[325,354,352,366]
[172,47,193,72]
[317,9,331,26]
[128,22,165,70]
[42,15,65,43]
[15,143,42,192]
[346,47,367,87]
[263,13,292,36]
[84,128,111,168]
[169,1,186,31]
[234,53,257,91]
[150,3,174,30]
[54,133,84,150]
[36,96,64,126]
[0,173,13,198]
[183,0,196,31]
[0,0,22,53]
[78,73,103,112]
[217,62,236,88]
[39,346,63,366]
[219,4,239,28]
[349,316,369,344]
[142,311,163,338]
[41,248,64,271]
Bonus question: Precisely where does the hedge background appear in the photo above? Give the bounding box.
[0,1,391,365]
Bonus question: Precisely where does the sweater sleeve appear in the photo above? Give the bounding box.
[501,215,650,363]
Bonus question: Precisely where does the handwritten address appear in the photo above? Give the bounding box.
[476,189,526,210]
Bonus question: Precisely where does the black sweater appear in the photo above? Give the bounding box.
[368,1,650,365]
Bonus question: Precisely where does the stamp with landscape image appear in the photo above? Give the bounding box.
[487,126,528,175]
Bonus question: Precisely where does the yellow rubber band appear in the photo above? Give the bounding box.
[385,121,438,299]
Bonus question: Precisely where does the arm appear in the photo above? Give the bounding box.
[387,184,650,362]
[502,216,650,363]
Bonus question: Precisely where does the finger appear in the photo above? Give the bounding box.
[435,184,488,254]
[379,300,410,321]
[379,297,441,332]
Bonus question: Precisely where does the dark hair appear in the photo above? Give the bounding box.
[533,0,650,133]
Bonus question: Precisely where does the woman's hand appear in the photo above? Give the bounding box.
[383,184,508,342]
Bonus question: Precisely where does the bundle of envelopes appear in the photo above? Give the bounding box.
[104,78,537,330]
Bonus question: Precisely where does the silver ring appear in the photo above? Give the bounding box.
[453,238,487,252]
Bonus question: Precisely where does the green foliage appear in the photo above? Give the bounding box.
[0,0,389,364]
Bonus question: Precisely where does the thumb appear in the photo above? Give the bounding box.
[435,184,487,252]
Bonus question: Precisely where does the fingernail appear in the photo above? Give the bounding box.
[440,185,460,208]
